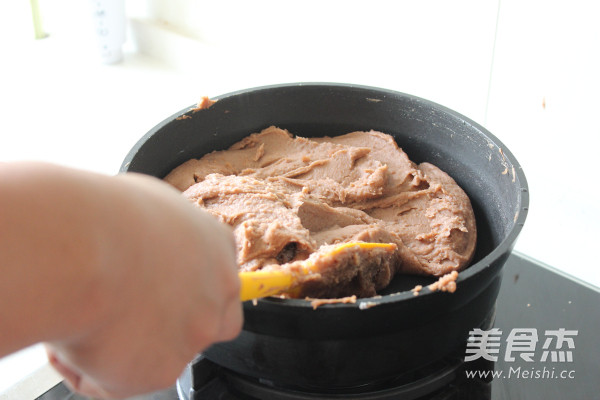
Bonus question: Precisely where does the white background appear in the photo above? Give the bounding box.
[1,0,599,396]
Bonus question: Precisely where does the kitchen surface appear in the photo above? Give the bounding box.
[1,0,599,398]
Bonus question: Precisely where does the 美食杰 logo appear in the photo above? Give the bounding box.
[463,328,578,380]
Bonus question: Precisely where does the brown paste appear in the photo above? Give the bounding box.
[165,126,477,298]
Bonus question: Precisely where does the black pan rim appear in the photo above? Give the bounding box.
[120,82,529,309]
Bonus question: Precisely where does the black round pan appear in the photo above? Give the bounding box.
[121,83,528,389]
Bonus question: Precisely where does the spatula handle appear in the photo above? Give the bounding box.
[239,270,295,301]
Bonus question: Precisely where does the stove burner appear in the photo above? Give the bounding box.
[177,353,492,400]
[177,308,496,400]
[226,359,460,399]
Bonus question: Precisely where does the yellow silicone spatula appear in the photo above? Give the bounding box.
[239,242,396,301]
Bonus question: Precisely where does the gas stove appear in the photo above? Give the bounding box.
[36,253,600,400]
[176,350,494,400]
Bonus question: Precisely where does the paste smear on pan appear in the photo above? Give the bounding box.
[165,127,477,298]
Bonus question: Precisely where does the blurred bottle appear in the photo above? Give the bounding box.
[30,0,48,39]
[90,0,126,64]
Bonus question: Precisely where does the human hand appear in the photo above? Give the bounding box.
[44,173,242,399]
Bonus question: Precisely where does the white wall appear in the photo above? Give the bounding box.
[486,0,600,288]
[129,0,499,123]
